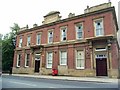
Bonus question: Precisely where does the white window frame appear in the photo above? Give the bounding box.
[75,23,83,39]
[27,36,31,46]
[76,50,85,69]
[60,26,67,41]
[46,52,53,68]
[48,30,53,44]
[95,47,107,51]
[94,18,104,37]
[36,33,41,45]
[60,51,67,65]
[35,53,40,60]
[17,54,21,67]
[19,37,22,47]
[96,54,107,59]
[25,54,30,67]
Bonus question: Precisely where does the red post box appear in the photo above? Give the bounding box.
[52,69,58,76]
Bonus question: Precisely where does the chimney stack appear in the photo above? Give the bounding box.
[68,13,75,18]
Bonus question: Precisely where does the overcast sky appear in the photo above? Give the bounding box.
[0,0,119,35]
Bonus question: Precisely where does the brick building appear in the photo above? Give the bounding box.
[12,2,119,78]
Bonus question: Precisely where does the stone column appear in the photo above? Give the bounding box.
[30,48,34,68]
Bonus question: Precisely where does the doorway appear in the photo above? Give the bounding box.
[35,60,40,73]
[96,58,107,76]
[34,53,41,73]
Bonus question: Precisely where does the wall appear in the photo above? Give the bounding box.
[15,11,115,47]
[12,9,119,78]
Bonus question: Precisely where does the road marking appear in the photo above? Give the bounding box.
[8,81,37,87]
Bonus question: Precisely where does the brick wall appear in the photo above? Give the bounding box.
[16,12,115,47]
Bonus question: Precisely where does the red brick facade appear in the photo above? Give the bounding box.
[12,3,119,78]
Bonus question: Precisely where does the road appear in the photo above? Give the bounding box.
[2,75,118,89]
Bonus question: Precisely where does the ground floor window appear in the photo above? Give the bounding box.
[76,50,85,69]
[47,52,53,68]
[25,54,30,67]
[17,54,21,67]
[60,51,67,65]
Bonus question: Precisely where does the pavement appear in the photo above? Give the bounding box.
[2,74,118,83]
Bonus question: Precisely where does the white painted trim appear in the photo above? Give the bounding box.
[95,47,107,51]
[95,54,107,59]
[46,52,53,69]
[48,30,53,44]
[75,22,83,40]
[27,35,31,47]
[36,33,41,45]
[93,18,104,37]
[19,37,22,48]
[60,26,67,42]
[16,54,20,67]
[75,50,85,69]
[25,54,29,67]
[60,50,67,66]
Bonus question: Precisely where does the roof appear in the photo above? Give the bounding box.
[17,7,118,35]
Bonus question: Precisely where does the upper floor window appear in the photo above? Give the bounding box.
[75,23,83,39]
[61,27,67,41]
[25,54,30,67]
[48,31,53,43]
[27,36,31,46]
[19,37,22,47]
[36,33,41,45]
[17,54,21,67]
[94,19,104,36]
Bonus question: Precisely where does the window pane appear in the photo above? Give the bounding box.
[95,20,103,36]
[27,36,31,46]
[19,37,22,47]
[17,54,21,67]
[47,52,53,68]
[76,51,84,69]
[37,34,41,45]
[76,24,83,39]
[61,28,67,41]
[77,59,81,67]
[26,54,30,67]
[60,51,67,65]
[80,59,84,67]
[48,31,53,43]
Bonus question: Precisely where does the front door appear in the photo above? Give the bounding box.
[34,53,41,73]
[96,58,107,76]
[35,60,40,73]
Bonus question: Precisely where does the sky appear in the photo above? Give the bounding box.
[0,0,119,36]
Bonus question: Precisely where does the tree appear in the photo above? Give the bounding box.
[0,34,2,72]
[10,23,20,36]
[2,23,20,72]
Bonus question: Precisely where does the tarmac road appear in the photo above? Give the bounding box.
[2,75,118,90]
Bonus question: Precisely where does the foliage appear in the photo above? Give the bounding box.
[2,23,20,72]
[2,38,14,71]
